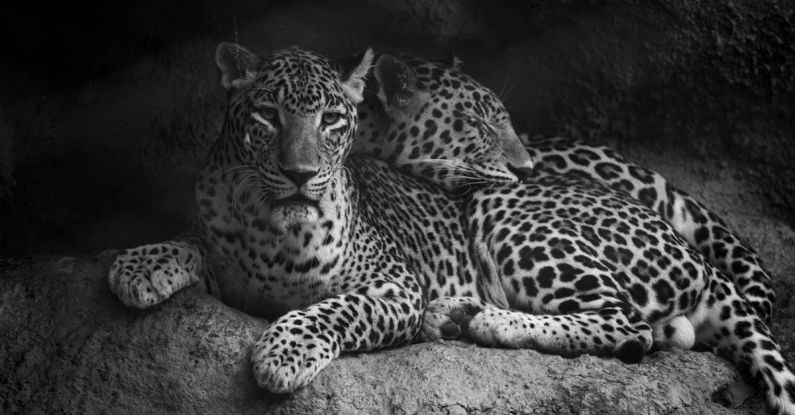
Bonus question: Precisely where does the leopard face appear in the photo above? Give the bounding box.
[354,55,533,192]
[217,44,372,230]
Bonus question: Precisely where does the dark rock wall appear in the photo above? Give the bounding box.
[1,0,793,254]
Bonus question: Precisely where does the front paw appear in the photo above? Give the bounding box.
[421,296,485,342]
[250,314,339,393]
[108,242,200,308]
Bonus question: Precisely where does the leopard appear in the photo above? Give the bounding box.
[353,53,776,326]
[351,53,794,413]
[108,42,525,394]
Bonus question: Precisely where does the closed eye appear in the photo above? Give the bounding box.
[466,113,498,136]
[454,109,498,136]
[479,119,498,135]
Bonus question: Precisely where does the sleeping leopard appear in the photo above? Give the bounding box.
[352,53,793,413]
[354,54,775,326]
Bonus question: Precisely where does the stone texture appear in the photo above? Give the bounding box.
[0,253,772,414]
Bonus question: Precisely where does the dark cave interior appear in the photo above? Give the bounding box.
[1,0,794,255]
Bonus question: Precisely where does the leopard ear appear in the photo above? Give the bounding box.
[215,42,261,93]
[339,48,374,104]
[373,54,418,110]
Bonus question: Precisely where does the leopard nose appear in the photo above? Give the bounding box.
[279,166,319,187]
[507,164,535,183]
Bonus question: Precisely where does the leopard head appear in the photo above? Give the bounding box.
[354,54,534,193]
[216,42,372,230]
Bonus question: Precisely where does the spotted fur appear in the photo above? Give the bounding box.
[525,135,775,324]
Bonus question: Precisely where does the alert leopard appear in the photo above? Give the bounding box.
[108,43,523,394]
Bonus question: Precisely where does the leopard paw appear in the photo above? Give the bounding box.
[108,241,200,308]
[250,314,338,394]
[466,308,535,348]
[421,296,485,342]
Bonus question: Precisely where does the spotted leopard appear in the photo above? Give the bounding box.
[354,54,775,326]
[108,43,526,394]
[353,53,794,413]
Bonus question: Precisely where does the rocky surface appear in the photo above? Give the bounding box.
[0,253,774,414]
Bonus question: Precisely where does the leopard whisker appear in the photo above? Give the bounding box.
[229,166,264,214]
[403,158,480,174]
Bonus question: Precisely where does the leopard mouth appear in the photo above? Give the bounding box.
[271,194,320,210]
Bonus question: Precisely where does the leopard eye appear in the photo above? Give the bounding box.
[260,107,279,122]
[321,111,343,126]
[251,107,279,128]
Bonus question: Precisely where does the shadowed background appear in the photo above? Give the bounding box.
[2,2,795,413]
[1,0,793,254]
